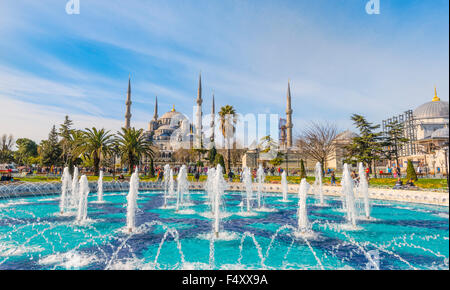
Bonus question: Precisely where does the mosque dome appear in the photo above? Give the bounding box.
[413,89,449,120]
[431,127,449,139]
[160,107,182,120]
[336,130,359,140]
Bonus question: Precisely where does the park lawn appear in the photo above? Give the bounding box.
[13,175,448,190]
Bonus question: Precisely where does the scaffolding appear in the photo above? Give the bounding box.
[382,110,417,157]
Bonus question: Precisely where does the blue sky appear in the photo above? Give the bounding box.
[0,0,448,143]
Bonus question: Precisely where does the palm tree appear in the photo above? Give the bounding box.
[219,105,237,174]
[116,127,155,173]
[78,128,115,176]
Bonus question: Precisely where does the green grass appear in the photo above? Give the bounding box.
[12,174,448,190]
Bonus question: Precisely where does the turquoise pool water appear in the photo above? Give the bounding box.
[0,190,448,270]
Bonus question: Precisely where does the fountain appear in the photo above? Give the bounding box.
[314,162,325,206]
[358,163,371,219]
[256,165,265,209]
[205,167,216,209]
[126,169,140,233]
[176,165,190,212]
[162,165,171,207]
[71,167,80,208]
[75,175,90,223]
[97,170,104,203]
[213,165,226,238]
[59,167,71,214]
[281,170,288,202]
[242,167,253,212]
[297,178,310,232]
[168,169,175,197]
[342,164,357,228]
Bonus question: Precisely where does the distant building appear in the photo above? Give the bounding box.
[383,88,449,174]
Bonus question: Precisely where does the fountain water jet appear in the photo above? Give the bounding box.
[342,164,357,227]
[281,170,288,202]
[75,175,90,223]
[242,167,253,212]
[358,162,371,219]
[297,178,310,232]
[314,162,325,206]
[60,167,71,214]
[256,165,265,209]
[162,164,171,208]
[126,169,140,233]
[97,170,104,203]
[176,165,190,212]
[205,167,216,209]
[71,167,79,208]
[213,164,226,238]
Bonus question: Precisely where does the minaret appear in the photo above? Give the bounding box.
[153,96,159,121]
[286,80,293,148]
[210,93,215,145]
[194,73,203,148]
[125,75,132,129]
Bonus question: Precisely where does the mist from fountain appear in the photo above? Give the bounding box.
[342,164,357,227]
[126,169,140,233]
[71,167,79,208]
[314,162,325,206]
[60,167,71,214]
[97,170,104,203]
[357,163,371,219]
[75,175,90,223]
[281,170,288,202]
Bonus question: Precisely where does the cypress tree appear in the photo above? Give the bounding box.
[406,160,418,181]
[299,159,307,179]
[214,154,226,170]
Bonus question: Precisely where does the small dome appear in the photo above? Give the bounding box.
[336,130,358,140]
[431,127,449,139]
[414,101,449,120]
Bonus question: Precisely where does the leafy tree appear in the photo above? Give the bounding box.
[345,114,383,176]
[15,138,38,165]
[299,159,307,179]
[0,134,15,164]
[406,160,418,181]
[381,120,409,168]
[219,105,237,174]
[116,127,155,173]
[39,126,62,167]
[77,127,114,176]
[269,152,284,167]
